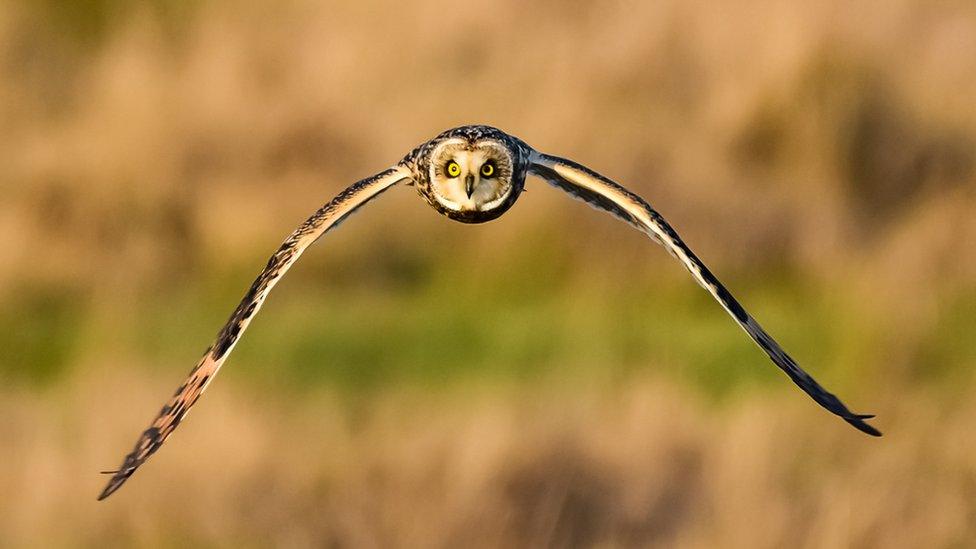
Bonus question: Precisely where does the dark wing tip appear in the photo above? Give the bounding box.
[97,470,134,501]
[802,380,882,437]
[845,414,882,437]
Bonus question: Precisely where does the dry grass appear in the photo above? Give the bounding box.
[1,0,976,546]
[1,372,974,547]
[3,0,974,299]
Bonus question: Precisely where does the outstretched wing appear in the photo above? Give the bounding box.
[529,151,880,436]
[98,166,412,500]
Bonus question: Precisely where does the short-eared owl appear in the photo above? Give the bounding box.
[99,125,879,500]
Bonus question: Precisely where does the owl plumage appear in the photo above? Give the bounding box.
[98,125,879,501]
[405,125,531,223]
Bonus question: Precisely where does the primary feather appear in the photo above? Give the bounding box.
[98,167,408,500]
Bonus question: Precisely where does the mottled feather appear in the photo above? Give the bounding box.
[529,152,879,436]
[98,167,409,500]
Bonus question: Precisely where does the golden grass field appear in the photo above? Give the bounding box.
[1,0,975,546]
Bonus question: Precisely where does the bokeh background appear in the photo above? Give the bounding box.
[2,0,975,546]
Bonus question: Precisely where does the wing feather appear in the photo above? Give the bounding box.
[98,166,411,500]
[529,151,880,437]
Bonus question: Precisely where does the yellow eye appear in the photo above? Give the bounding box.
[446,161,461,178]
[480,162,495,177]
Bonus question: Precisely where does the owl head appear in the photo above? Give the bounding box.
[423,129,525,223]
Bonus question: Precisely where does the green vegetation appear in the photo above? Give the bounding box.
[6,254,971,399]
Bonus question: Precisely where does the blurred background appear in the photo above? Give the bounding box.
[1,0,975,546]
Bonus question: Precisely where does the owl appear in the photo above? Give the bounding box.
[99,125,879,500]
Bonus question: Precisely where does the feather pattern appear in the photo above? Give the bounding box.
[98,166,409,500]
[528,151,880,437]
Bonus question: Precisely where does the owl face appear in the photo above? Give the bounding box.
[426,138,518,222]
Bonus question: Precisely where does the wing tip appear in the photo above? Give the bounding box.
[846,414,882,437]
[97,470,133,501]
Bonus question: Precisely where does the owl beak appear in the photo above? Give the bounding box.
[465,174,475,198]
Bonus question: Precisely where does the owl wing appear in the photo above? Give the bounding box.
[528,151,880,436]
[98,166,412,500]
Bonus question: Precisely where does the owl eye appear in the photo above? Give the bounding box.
[480,162,495,177]
[446,161,461,178]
